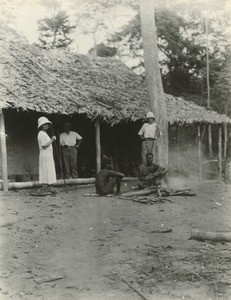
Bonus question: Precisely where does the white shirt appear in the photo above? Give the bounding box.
[38,131,53,151]
[138,123,157,138]
[60,131,82,146]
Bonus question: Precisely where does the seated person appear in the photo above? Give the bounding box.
[95,157,125,196]
[138,153,170,191]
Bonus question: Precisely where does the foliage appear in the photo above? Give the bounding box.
[108,10,205,92]
[38,0,62,12]
[209,47,231,115]
[69,0,139,10]
[75,1,109,33]
[105,4,231,115]
[0,24,27,44]
[0,0,21,26]
[88,43,117,57]
[37,10,75,49]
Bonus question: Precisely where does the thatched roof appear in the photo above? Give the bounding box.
[0,30,230,125]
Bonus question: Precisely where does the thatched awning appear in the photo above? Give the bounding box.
[0,30,230,125]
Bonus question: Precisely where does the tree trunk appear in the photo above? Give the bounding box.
[205,11,213,158]
[205,15,210,108]
[93,31,97,56]
[52,29,58,49]
[140,0,168,166]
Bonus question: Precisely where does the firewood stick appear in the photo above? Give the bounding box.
[206,280,231,285]
[121,278,149,300]
[185,267,204,281]
[121,188,155,197]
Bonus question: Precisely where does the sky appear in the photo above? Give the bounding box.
[2,0,231,55]
[12,0,136,53]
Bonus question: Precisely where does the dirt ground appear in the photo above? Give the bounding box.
[0,179,231,300]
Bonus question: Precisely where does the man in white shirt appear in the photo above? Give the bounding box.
[138,112,160,163]
[60,122,82,179]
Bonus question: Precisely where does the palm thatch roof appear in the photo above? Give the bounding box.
[0,29,230,125]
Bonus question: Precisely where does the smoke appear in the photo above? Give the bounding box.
[168,144,219,181]
[169,175,198,190]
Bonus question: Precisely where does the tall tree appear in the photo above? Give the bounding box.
[140,0,168,166]
[74,1,111,56]
[37,11,75,49]
[106,4,231,116]
[107,10,205,91]
[204,5,213,157]
[210,47,231,115]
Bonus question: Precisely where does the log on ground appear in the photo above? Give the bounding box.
[191,229,231,242]
[0,177,137,190]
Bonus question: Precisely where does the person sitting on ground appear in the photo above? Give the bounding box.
[138,153,170,195]
[95,157,125,196]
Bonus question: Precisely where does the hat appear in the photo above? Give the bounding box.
[37,117,52,129]
[146,112,155,119]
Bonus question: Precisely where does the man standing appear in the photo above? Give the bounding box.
[60,122,82,179]
[96,157,125,196]
[138,112,160,163]
[138,153,170,194]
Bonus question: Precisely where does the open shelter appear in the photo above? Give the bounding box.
[1,30,231,191]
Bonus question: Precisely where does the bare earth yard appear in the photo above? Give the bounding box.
[0,179,231,300]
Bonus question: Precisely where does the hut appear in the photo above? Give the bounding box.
[1,31,231,191]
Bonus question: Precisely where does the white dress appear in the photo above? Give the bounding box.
[37,131,56,184]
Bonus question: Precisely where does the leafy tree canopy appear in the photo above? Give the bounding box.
[105,3,231,115]
[37,10,75,49]
[88,43,117,57]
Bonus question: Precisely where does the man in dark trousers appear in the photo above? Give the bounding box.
[138,153,170,192]
[138,112,160,163]
[96,157,125,196]
[60,122,82,178]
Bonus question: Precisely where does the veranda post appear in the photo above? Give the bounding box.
[0,108,8,191]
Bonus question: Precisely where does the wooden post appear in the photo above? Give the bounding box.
[197,125,202,180]
[218,125,222,182]
[208,124,213,158]
[113,129,119,171]
[224,123,227,159]
[225,127,231,183]
[95,119,101,174]
[0,109,8,191]
[176,125,180,173]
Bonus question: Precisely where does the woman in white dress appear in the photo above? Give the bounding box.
[37,117,57,195]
